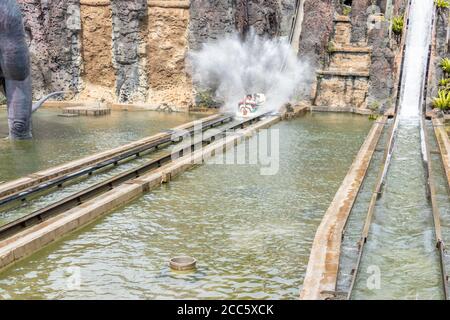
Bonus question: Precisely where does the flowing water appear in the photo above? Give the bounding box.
[0,113,371,299]
[351,0,442,299]
[0,109,201,183]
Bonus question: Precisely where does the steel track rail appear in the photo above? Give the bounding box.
[345,112,398,300]
[0,114,233,209]
[422,116,449,300]
[419,6,449,299]
[0,113,271,241]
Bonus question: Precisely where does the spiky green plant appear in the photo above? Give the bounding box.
[439,78,450,86]
[392,15,404,36]
[433,90,450,110]
[441,58,450,75]
[435,0,450,9]
[439,78,450,91]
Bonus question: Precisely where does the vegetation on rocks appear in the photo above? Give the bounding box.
[195,90,221,109]
[435,0,450,11]
[0,92,6,105]
[342,6,352,16]
[439,78,450,90]
[440,57,450,75]
[432,59,450,112]
[392,15,404,36]
[432,59,450,111]
[433,90,450,110]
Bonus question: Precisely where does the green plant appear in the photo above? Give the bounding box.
[369,100,381,112]
[0,92,6,105]
[326,41,336,53]
[392,15,404,36]
[439,78,450,90]
[195,90,219,109]
[432,90,450,110]
[342,6,352,16]
[441,57,450,75]
[368,114,379,121]
[435,0,450,10]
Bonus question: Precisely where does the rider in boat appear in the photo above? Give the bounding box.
[238,94,257,116]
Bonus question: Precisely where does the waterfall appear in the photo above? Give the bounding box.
[399,0,434,120]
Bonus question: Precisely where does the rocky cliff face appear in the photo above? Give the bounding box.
[189,0,294,51]
[428,8,449,104]
[111,0,147,103]
[147,4,193,107]
[189,0,237,51]
[350,0,372,44]
[18,0,82,99]
[366,20,395,110]
[298,0,335,68]
[366,0,407,111]
[235,0,281,37]
[79,2,115,102]
[19,0,395,110]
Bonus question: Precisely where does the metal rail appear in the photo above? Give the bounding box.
[0,114,233,210]
[345,112,398,299]
[422,116,449,300]
[418,7,449,300]
[0,113,271,241]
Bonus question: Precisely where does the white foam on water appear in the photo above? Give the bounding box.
[188,30,313,113]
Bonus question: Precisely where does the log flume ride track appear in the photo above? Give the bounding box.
[0,112,271,244]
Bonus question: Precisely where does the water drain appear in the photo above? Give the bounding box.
[169,256,197,271]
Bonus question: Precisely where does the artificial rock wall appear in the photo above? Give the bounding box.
[18,0,82,98]
[79,1,115,102]
[18,0,297,108]
[309,0,408,111]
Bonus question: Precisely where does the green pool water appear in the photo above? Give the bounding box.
[0,113,371,300]
[0,109,201,183]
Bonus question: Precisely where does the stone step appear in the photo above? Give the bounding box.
[330,46,372,53]
[63,106,111,116]
[317,70,370,78]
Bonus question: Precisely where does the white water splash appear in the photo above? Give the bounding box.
[188,30,313,113]
[399,0,434,120]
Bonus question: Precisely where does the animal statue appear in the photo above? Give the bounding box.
[0,0,63,139]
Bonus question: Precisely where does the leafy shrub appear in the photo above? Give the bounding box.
[439,78,450,91]
[195,90,220,109]
[432,90,450,110]
[435,0,450,9]
[392,15,404,35]
[441,57,450,75]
